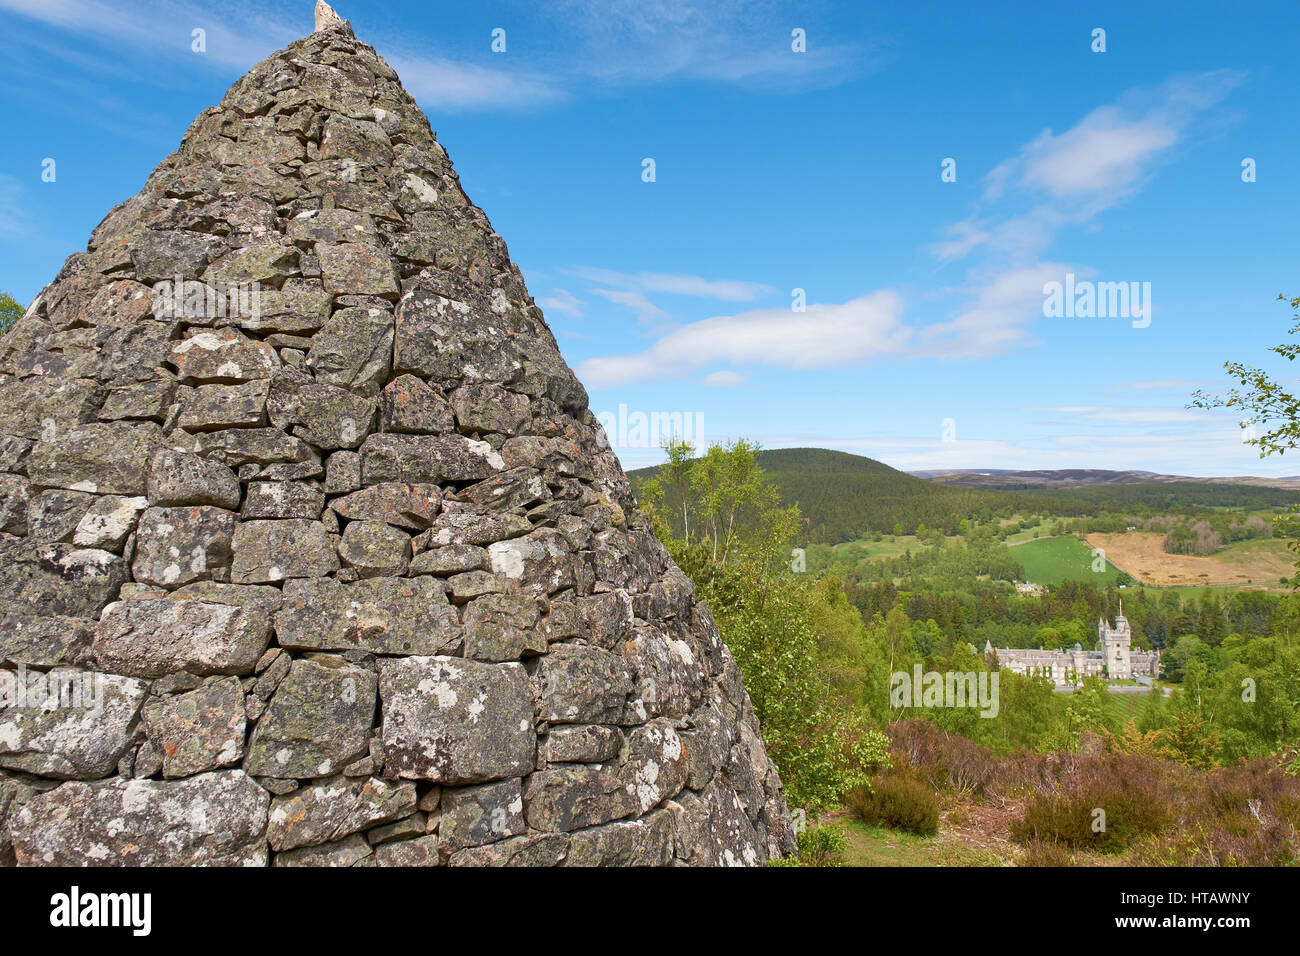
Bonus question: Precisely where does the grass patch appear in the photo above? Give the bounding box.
[1003,518,1055,544]
[839,817,1009,866]
[1013,535,1121,586]
[829,536,922,561]
[1108,690,1146,722]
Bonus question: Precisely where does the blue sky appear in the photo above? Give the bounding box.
[2,0,1298,475]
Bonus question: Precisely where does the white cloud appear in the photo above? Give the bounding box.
[536,288,585,318]
[577,259,1155,382]
[1108,378,1207,392]
[930,219,992,264]
[0,0,299,72]
[384,55,564,112]
[912,73,1242,362]
[773,421,1274,476]
[960,72,1242,263]
[987,113,1176,202]
[991,72,1241,204]
[590,289,667,323]
[538,0,876,91]
[578,291,910,387]
[1024,405,1211,426]
[0,174,27,238]
[702,370,744,387]
[567,266,774,302]
[920,263,1075,358]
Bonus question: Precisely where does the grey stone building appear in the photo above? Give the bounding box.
[985,602,1160,686]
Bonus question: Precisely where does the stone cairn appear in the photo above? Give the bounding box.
[0,3,795,866]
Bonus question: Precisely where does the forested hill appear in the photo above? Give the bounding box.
[746,448,1014,542]
[627,447,1300,545]
[629,448,1053,543]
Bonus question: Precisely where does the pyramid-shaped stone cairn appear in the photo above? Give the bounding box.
[0,4,795,866]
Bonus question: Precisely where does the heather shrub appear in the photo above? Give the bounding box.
[1141,758,1300,865]
[1008,750,1300,863]
[849,773,940,835]
[885,719,996,796]
[1010,753,1178,853]
[990,749,1081,801]
[1019,839,1077,867]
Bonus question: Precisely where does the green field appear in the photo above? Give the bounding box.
[1001,517,1055,544]
[827,536,922,561]
[1012,535,1122,586]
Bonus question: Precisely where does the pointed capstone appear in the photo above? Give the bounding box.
[314,1,353,37]
[0,5,795,867]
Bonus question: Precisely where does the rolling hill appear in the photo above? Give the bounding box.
[628,448,1300,545]
[629,448,1063,543]
[912,468,1300,491]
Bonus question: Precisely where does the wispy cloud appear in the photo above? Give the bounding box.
[1,0,876,111]
[0,174,28,239]
[580,73,1243,385]
[384,54,564,112]
[1024,404,1213,426]
[538,0,878,91]
[945,71,1244,264]
[989,72,1241,203]
[915,72,1242,363]
[0,0,561,110]
[384,0,879,108]
[577,291,909,387]
[565,265,779,337]
[566,266,774,302]
[780,422,1265,475]
[0,0,299,73]
[930,219,992,265]
[537,288,585,318]
[702,370,744,387]
[1108,378,1209,392]
[919,263,1074,358]
[590,289,667,324]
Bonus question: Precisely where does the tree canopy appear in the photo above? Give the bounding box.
[0,291,24,335]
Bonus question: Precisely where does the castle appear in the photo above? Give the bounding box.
[985,602,1160,687]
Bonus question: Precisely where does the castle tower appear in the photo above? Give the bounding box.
[0,3,794,867]
[1100,599,1132,679]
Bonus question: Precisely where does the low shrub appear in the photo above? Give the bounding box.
[1010,753,1176,853]
[1136,758,1300,865]
[1018,839,1077,867]
[769,825,847,867]
[849,774,940,835]
[886,720,996,796]
[1008,751,1300,862]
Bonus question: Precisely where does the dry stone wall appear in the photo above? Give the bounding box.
[0,4,796,867]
